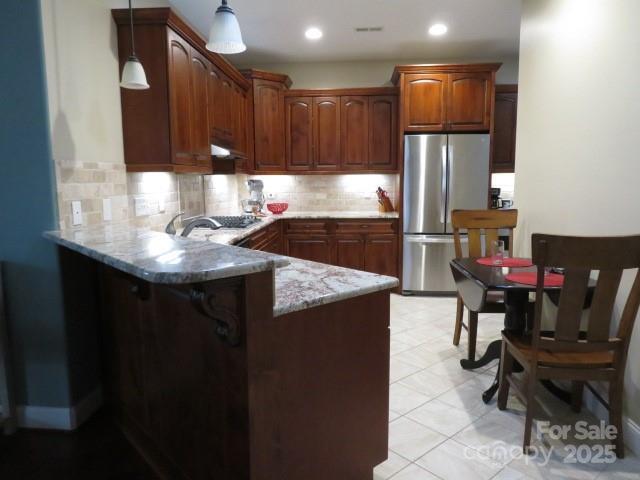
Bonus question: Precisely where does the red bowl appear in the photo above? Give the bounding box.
[266,202,289,214]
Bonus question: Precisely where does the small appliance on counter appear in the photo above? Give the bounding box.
[490,188,502,209]
[241,179,266,215]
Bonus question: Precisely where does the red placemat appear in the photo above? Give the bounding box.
[476,257,533,267]
[505,271,564,287]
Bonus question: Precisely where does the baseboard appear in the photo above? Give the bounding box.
[584,387,640,456]
[16,386,102,430]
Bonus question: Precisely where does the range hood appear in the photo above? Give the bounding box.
[211,144,246,160]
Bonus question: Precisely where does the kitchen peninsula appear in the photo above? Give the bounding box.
[44,223,397,480]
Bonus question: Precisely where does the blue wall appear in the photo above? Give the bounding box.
[0,0,71,407]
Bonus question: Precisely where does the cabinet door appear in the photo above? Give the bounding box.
[447,72,492,131]
[491,88,517,173]
[340,96,369,170]
[402,74,448,132]
[207,67,226,146]
[253,79,285,171]
[167,31,193,165]
[220,76,235,147]
[368,96,398,170]
[335,235,365,271]
[364,234,398,277]
[189,48,212,171]
[285,97,313,171]
[313,97,340,170]
[286,236,333,264]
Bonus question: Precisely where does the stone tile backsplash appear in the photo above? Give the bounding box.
[54,160,399,232]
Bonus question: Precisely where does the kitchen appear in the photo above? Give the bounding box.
[2,1,640,479]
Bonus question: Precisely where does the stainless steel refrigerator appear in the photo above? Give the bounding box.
[402,134,490,294]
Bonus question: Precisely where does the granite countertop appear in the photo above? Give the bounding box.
[44,224,289,285]
[187,210,400,245]
[273,258,398,317]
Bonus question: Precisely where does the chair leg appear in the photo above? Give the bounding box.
[453,296,464,346]
[523,370,538,455]
[467,310,478,361]
[497,341,512,411]
[610,377,625,459]
[571,381,584,413]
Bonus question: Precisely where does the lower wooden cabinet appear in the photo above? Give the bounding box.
[238,219,399,277]
[364,234,398,277]
[285,236,333,264]
[335,235,366,270]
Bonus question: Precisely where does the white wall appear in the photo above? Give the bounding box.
[515,0,640,442]
[242,56,519,89]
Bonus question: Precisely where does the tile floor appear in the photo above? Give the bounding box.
[374,294,639,480]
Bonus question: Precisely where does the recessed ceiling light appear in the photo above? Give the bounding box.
[305,27,323,40]
[428,23,448,36]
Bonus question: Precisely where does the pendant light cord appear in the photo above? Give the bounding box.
[129,0,136,56]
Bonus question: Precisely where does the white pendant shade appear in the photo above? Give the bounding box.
[120,55,149,90]
[206,3,246,54]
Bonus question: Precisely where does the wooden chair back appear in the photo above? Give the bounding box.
[451,209,518,259]
[530,234,640,364]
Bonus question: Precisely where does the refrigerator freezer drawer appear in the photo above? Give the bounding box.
[402,234,466,294]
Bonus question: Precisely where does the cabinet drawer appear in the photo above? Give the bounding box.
[335,221,396,234]
[284,220,330,234]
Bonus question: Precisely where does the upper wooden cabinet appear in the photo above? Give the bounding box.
[368,96,398,170]
[492,85,518,173]
[392,64,501,133]
[341,96,368,170]
[285,96,313,171]
[282,88,399,173]
[112,8,251,173]
[243,70,292,172]
[403,74,448,131]
[314,97,341,170]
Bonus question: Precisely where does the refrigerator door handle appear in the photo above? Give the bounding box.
[405,235,468,244]
[441,144,448,225]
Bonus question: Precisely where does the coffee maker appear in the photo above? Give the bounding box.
[490,188,502,209]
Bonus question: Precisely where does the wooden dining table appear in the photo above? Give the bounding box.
[450,257,593,404]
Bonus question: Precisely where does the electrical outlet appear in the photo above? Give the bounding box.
[71,201,82,226]
[158,197,166,213]
[102,198,112,221]
[134,197,148,217]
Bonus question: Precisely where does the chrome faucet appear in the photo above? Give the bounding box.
[165,213,222,237]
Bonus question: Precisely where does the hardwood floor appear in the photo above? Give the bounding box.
[0,409,158,480]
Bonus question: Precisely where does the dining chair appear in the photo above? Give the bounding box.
[498,233,640,457]
[451,209,519,360]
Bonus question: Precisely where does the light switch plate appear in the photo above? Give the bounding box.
[102,198,112,221]
[71,201,82,226]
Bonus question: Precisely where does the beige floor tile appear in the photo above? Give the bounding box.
[424,356,479,385]
[388,463,439,479]
[389,383,431,414]
[596,452,640,479]
[416,438,503,480]
[398,370,458,399]
[373,450,412,479]
[390,358,424,383]
[391,339,414,355]
[406,398,480,437]
[388,417,448,461]
[392,345,443,369]
[435,381,496,417]
[492,465,536,479]
[389,409,402,422]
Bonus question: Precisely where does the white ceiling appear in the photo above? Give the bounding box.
[169,0,522,66]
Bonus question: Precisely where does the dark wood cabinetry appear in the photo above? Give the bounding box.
[313,97,341,170]
[392,64,500,133]
[113,8,251,173]
[252,79,287,171]
[492,85,518,173]
[281,88,398,173]
[341,96,368,170]
[368,96,398,170]
[236,219,399,277]
[284,97,313,171]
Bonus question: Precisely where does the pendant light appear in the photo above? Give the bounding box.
[206,0,246,54]
[120,0,149,90]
